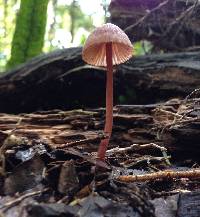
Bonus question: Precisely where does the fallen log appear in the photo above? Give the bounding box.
[0,48,200,113]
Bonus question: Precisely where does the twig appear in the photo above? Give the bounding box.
[155,108,187,119]
[154,189,190,197]
[124,0,170,33]
[107,143,171,166]
[117,169,200,183]
[57,148,110,169]
[178,107,200,120]
[56,134,107,149]
[169,1,198,42]
[0,188,49,211]
[121,156,170,168]
[107,143,167,155]
[0,118,23,175]
[184,88,200,102]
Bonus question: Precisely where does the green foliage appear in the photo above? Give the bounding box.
[69,3,93,30]
[6,0,49,69]
[134,40,153,56]
[80,34,87,46]
[0,0,106,72]
[46,0,93,49]
[0,0,18,72]
[66,0,93,42]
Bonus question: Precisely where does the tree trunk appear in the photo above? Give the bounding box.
[6,0,49,69]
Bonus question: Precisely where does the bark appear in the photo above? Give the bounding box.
[1,47,200,113]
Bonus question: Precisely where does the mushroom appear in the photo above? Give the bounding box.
[82,23,133,161]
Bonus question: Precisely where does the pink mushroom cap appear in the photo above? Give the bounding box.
[82,23,133,67]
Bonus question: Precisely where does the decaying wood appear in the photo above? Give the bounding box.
[110,0,200,51]
[1,48,200,113]
[0,97,199,216]
[0,98,199,161]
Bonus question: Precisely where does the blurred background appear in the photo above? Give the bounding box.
[0,0,110,72]
[0,0,154,73]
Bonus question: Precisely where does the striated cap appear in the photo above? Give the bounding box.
[82,23,133,67]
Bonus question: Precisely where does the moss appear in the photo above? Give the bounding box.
[7,0,49,69]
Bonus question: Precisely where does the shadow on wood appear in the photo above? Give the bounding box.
[0,47,200,113]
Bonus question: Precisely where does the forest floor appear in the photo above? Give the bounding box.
[0,95,200,217]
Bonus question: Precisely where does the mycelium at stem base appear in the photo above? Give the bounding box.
[97,42,113,161]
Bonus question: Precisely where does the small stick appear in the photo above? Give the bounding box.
[0,118,22,175]
[0,188,49,211]
[124,0,170,33]
[117,169,200,183]
[56,134,107,149]
[107,143,168,154]
[107,143,170,165]
[184,88,200,102]
[121,156,170,166]
[156,108,188,119]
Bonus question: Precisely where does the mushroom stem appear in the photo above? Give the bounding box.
[97,42,113,160]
